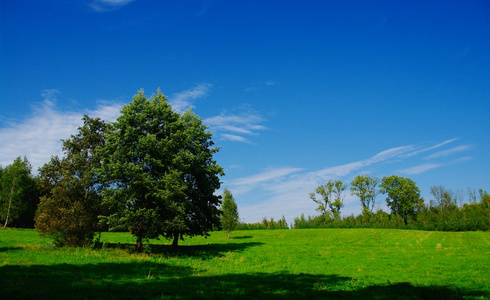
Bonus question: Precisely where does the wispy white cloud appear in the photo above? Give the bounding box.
[245,80,277,92]
[369,145,416,163]
[399,152,473,176]
[168,83,211,113]
[40,89,60,107]
[204,110,266,143]
[402,138,459,158]
[0,91,122,173]
[424,145,472,160]
[310,145,415,181]
[229,167,303,194]
[451,156,472,164]
[400,163,443,175]
[89,0,134,12]
[221,134,250,143]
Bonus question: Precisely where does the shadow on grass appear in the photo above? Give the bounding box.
[1,262,487,300]
[99,241,264,260]
[0,247,22,252]
[231,235,253,239]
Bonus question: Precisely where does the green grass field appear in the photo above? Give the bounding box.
[1,228,489,299]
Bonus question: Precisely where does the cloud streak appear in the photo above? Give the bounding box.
[89,0,134,12]
[204,110,266,143]
[400,163,443,175]
[168,83,211,113]
[401,138,459,158]
[424,145,472,160]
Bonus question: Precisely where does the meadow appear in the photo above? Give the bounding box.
[1,228,489,299]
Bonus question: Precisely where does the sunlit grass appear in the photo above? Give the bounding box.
[1,228,489,299]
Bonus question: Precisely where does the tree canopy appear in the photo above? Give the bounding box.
[380,175,423,224]
[35,116,107,246]
[98,89,223,251]
[350,175,380,214]
[310,180,345,219]
[0,157,38,228]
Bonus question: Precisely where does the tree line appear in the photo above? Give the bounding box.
[296,176,489,231]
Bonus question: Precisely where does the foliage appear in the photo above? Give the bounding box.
[309,181,333,218]
[220,189,239,238]
[310,180,345,219]
[236,216,289,230]
[350,175,380,215]
[35,116,107,247]
[1,229,489,299]
[0,157,38,228]
[380,175,424,224]
[430,185,457,211]
[98,89,223,251]
[330,180,346,218]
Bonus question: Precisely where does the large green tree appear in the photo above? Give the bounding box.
[350,175,380,214]
[220,189,239,239]
[35,116,107,246]
[380,175,423,224]
[98,89,223,251]
[0,157,38,228]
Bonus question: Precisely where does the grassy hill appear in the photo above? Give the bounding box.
[1,228,489,299]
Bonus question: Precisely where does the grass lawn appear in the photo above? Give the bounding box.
[1,228,489,299]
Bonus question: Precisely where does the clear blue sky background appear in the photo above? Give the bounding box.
[1,0,489,223]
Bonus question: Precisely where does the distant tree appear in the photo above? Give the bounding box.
[479,189,490,212]
[98,90,223,251]
[467,187,477,203]
[430,185,457,211]
[35,116,107,247]
[330,180,346,218]
[310,181,334,219]
[350,175,380,214]
[220,189,239,239]
[380,175,423,224]
[479,189,489,203]
[0,157,38,228]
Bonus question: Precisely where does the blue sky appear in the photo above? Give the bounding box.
[1,0,489,223]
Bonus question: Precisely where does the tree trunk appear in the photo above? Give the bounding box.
[136,232,143,252]
[3,168,16,229]
[172,232,179,247]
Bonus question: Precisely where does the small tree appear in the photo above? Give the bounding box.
[310,181,334,220]
[0,157,37,228]
[380,175,423,224]
[220,189,239,239]
[311,180,346,220]
[35,116,107,247]
[330,180,346,218]
[430,185,457,211]
[350,175,379,215]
